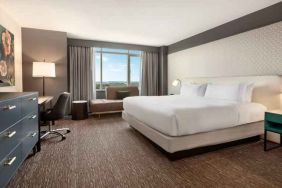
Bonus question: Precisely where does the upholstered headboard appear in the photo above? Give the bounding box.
[182,75,282,110]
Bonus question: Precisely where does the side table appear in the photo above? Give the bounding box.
[264,110,282,151]
[72,100,88,120]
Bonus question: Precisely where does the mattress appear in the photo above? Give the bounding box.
[123,95,266,137]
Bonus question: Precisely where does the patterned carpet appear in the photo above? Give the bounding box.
[8,114,282,188]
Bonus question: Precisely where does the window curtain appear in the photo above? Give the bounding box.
[69,46,96,108]
[140,51,159,96]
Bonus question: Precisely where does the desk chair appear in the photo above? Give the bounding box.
[41,92,71,140]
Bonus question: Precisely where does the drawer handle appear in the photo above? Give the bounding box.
[5,157,16,166]
[6,131,16,138]
[31,132,37,137]
[29,97,37,101]
[2,105,16,111]
[29,115,37,119]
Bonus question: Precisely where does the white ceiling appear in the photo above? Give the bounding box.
[0,0,280,46]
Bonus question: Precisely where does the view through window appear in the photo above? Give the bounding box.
[95,48,141,89]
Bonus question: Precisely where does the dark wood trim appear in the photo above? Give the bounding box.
[168,2,282,54]
[68,38,160,53]
[264,130,282,151]
[153,136,261,161]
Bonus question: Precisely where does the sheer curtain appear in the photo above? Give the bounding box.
[69,46,96,110]
[140,51,159,96]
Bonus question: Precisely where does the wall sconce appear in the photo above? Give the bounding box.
[172,79,181,87]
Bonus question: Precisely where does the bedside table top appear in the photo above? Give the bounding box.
[266,110,282,115]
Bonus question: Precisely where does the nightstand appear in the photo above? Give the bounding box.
[264,110,282,151]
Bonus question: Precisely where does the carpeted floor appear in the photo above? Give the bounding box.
[8,114,282,188]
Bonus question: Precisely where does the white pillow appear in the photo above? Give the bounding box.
[205,84,240,101]
[180,83,207,97]
[238,83,254,102]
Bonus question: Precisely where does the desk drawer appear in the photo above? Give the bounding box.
[0,121,25,160]
[0,144,22,188]
[0,99,21,133]
[21,94,38,117]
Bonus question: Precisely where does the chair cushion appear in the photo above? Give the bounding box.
[106,86,139,100]
[90,99,123,113]
[116,91,130,100]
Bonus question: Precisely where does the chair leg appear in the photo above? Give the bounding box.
[48,122,51,131]
[264,130,267,151]
[50,131,66,140]
[40,130,66,141]
[54,128,71,134]
[40,131,51,139]
[40,122,51,139]
[40,120,69,141]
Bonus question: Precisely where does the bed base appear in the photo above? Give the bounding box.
[123,111,263,160]
[153,135,260,161]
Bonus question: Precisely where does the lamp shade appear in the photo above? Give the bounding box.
[32,62,56,77]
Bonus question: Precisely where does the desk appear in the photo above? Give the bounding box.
[37,96,54,151]
[38,96,54,106]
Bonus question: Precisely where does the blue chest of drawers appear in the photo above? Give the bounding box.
[0,92,39,187]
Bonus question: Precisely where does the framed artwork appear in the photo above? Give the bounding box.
[0,24,15,87]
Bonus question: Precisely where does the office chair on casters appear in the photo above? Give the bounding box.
[40,92,71,140]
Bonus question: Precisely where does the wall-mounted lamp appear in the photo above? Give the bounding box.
[172,79,181,87]
[32,61,56,96]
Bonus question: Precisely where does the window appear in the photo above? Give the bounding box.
[102,53,127,88]
[130,56,141,87]
[95,48,141,90]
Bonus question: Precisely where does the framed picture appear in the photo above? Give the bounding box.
[0,24,15,87]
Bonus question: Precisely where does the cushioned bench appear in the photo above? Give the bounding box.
[90,86,139,116]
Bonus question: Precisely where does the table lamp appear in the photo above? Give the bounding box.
[32,61,56,96]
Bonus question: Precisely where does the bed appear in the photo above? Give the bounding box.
[122,75,281,159]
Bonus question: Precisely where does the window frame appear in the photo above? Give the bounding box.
[95,48,141,91]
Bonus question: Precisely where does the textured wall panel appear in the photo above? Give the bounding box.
[168,22,282,94]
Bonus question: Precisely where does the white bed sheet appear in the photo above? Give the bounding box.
[123,95,266,136]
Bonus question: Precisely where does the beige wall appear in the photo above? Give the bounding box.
[168,21,282,94]
[22,28,67,102]
[0,7,22,92]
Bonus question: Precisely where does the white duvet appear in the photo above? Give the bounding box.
[123,95,266,136]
